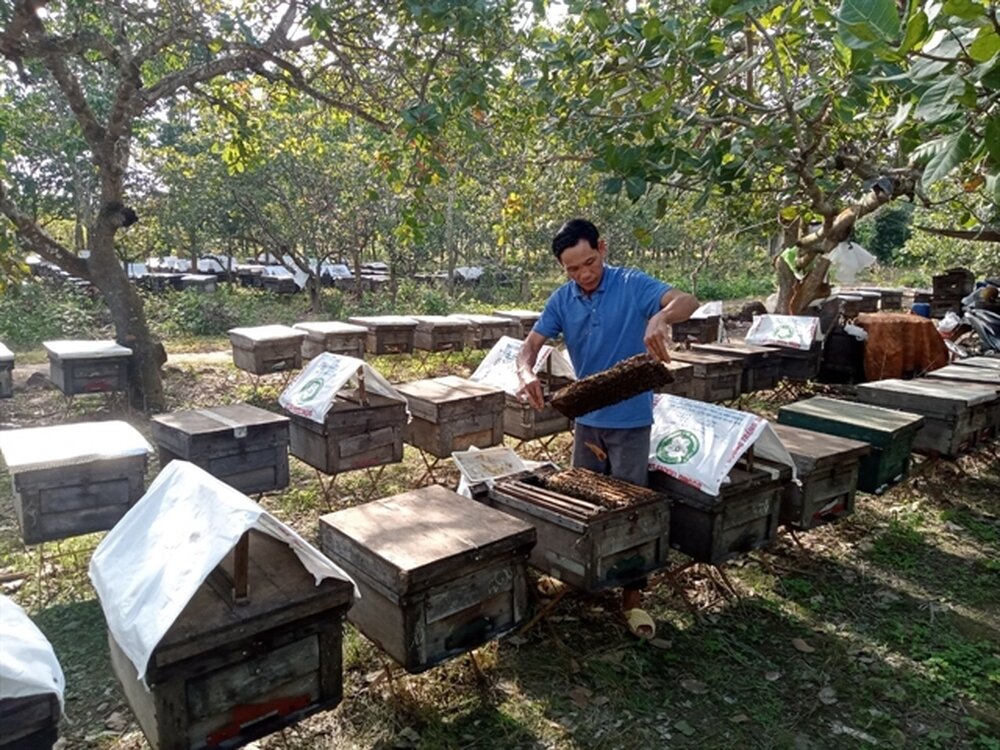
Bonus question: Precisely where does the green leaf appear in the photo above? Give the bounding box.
[625,175,646,201]
[604,177,623,195]
[969,28,1000,63]
[838,0,901,45]
[914,74,964,121]
[898,11,928,55]
[921,129,972,186]
[941,0,985,20]
[888,100,913,132]
[985,115,1000,166]
[709,0,736,14]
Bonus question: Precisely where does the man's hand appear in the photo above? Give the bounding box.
[518,376,546,411]
[644,314,673,363]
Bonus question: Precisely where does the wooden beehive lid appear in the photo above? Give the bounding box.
[0,342,12,363]
[152,403,289,437]
[670,349,743,375]
[396,376,504,422]
[412,315,470,332]
[0,420,152,475]
[770,422,871,474]
[227,324,305,347]
[492,309,540,321]
[692,342,779,362]
[857,378,998,417]
[42,339,132,359]
[346,315,418,329]
[149,529,354,676]
[954,357,1000,371]
[319,485,535,597]
[293,321,368,338]
[925,365,1000,389]
[325,389,406,415]
[779,396,924,445]
[448,313,509,325]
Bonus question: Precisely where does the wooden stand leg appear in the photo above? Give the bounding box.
[415,451,442,486]
[361,465,387,501]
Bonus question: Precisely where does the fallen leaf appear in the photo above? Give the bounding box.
[792,638,816,653]
[104,712,127,732]
[649,638,672,650]
[674,719,696,736]
[818,687,838,705]
[730,713,750,723]
[506,634,527,646]
[765,671,781,682]
[568,686,592,709]
[680,679,709,695]
[593,695,611,707]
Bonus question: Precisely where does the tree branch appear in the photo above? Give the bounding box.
[0,181,90,279]
[914,225,1000,242]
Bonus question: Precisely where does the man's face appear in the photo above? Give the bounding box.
[559,239,606,294]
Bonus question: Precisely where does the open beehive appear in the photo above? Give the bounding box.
[474,466,671,592]
[550,354,673,419]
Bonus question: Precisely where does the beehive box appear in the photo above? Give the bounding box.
[108,530,354,750]
[347,315,418,355]
[293,321,367,360]
[692,342,782,393]
[412,316,469,353]
[0,342,12,399]
[771,342,823,382]
[655,360,695,399]
[954,357,1000,372]
[925,364,1000,392]
[874,288,904,310]
[856,378,1000,457]
[259,275,298,294]
[447,314,512,349]
[0,421,151,545]
[178,274,218,293]
[475,468,671,592]
[396,376,505,458]
[0,694,60,750]
[319,485,535,673]
[491,309,541,339]
[778,396,923,493]
[933,267,974,298]
[504,395,571,441]
[818,325,866,384]
[228,325,306,375]
[669,350,743,402]
[151,405,291,494]
[672,315,721,344]
[288,390,406,474]
[835,294,864,319]
[770,423,870,530]
[850,290,881,313]
[649,460,786,565]
[43,340,131,396]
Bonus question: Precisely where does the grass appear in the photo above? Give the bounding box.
[0,348,998,750]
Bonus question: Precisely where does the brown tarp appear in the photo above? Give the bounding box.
[856,312,949,381]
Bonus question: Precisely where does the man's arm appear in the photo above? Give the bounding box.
[517,331,548,410]
[644,288,700,362]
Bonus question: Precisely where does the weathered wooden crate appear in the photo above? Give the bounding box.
[835,294,864,319]
[778,396,923,493]
[447,314,512,349]
[672,315,721,344]
[933,267,974,298]
[347,315,418,355]
[396,376,505,458]
[412,316,469,352]
[293,321,367,360]
[178,274,218,293]
[771,342,823,382]
[655,360,695,399]
[954,356,1000,372]
[818,325,865,384]
[228,325,306,375]
[850,290,881,313]
[856,378,1000,457]
[491,309,541,339]
[288,390,406,474]
[260,275,298,294]
[925,364,1000,392]
[504,395,571,440]
[874,288,904,310]
[319,485,535,673]
[109,530,354,750]
[0,342,12,399]
[649,460,786,565]
[669,350,743,402]
[43,340,131,395]
[692,342,782,393]
[151,404,291,494]
[0,421,151,545]
[0,694,60,750]
[473,468,671,592]
[770,423,870,530]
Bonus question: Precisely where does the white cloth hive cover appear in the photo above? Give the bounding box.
[89,460,357,680]
[42,340,132,359]
[0,420,152,474]
[649,395,796,496]
[228,324,304,342]
[0,595,65,709]
[745,314,819,351]
[470,335,576,396]
[279,353,407,424]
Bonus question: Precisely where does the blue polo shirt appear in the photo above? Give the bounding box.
[534,264,670,428]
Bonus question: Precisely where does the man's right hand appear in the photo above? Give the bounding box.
[518,377,545,411]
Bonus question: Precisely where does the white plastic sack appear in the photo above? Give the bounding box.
[824,241,875,284]
[648,395,795,496]
[0,596,65,709]
[89,460,357,680]
[745,314,819,351]
[469,336,576,396]
[691,301,723,318]
[279,353,406,424]
[937,310,963,334]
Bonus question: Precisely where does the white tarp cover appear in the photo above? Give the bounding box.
[0,420,152,475]
[745,314,819,351]
[279,353,406,424]
[470,335,576,396]
[0,342,12,363]
[0,595,65,709]
[42,340,132,359]
[648,395,795,496]
[89,460,357,680]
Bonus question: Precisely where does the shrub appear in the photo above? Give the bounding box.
[0,280,107,349]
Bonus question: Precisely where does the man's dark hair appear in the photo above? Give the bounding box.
[552,218,599,259]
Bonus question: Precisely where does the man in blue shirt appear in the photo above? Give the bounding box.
[517,218,698,628]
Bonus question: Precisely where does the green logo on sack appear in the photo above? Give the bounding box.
[656,430,700,465]
[774,324,795,339]
[296,378,325,403]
